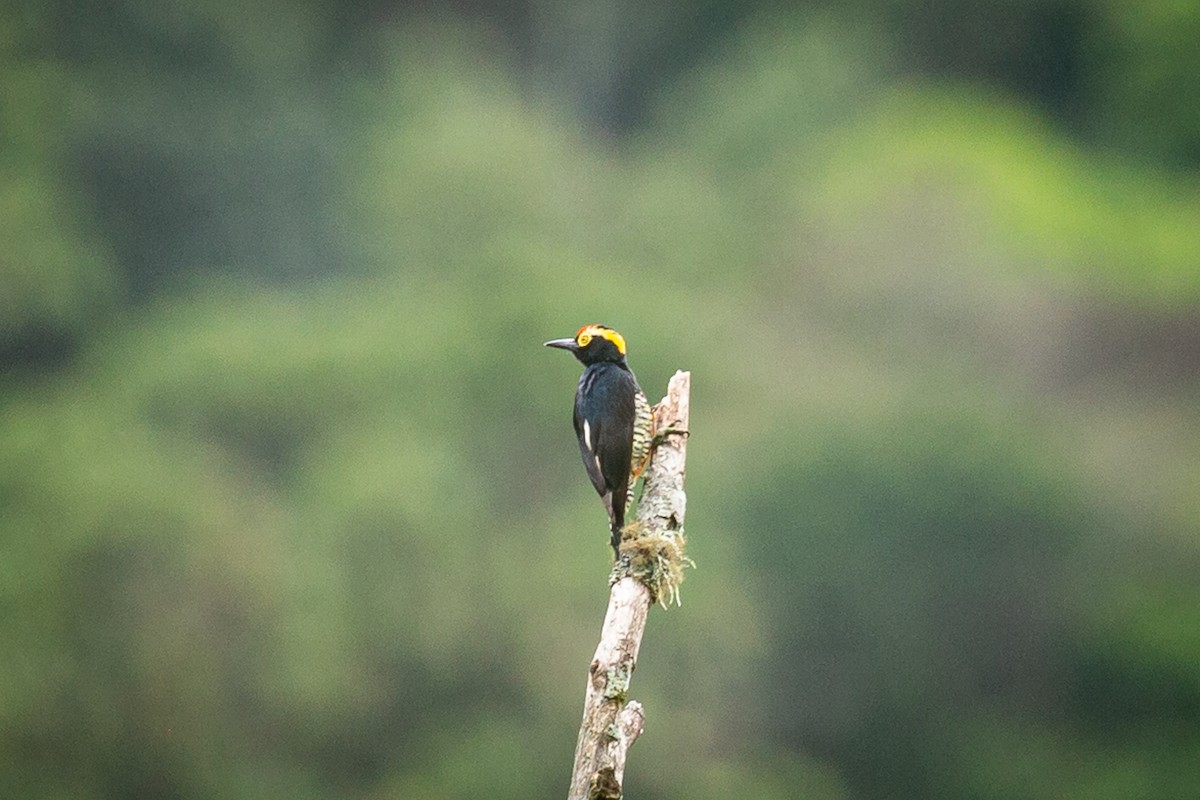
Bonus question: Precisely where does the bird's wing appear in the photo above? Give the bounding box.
[595,400,634,494]
[574,404,608,496]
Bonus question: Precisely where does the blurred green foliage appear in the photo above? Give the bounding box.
[3,2,1200,799]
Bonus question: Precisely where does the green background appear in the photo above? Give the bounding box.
[4,2,1200,797]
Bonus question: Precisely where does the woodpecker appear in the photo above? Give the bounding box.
[545,324,653,556]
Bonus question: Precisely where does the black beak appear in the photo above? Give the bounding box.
[544,337,577,351]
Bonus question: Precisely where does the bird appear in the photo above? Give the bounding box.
[545,324,653,557]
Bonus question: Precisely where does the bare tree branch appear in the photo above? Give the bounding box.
[567,370,691,800]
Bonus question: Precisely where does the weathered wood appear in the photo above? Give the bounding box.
[566,579,651,800]
[636,370,689,538]
[567,370,691,800]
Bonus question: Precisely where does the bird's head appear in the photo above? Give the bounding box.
[544,324,628,366]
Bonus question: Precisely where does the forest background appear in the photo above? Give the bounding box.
[4,1,1200,798]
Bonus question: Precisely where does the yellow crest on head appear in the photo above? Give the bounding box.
[575,324,627,355]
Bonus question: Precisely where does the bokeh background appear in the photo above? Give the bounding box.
[4,1,1200,798]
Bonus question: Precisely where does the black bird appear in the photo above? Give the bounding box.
[545,324,653,556]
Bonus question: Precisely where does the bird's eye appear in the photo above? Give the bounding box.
[577,333,592,347]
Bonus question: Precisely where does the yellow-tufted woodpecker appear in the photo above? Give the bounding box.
[546,324,653,556]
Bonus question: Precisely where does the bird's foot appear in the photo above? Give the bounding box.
[651,426,690,447]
